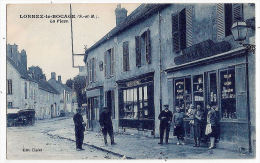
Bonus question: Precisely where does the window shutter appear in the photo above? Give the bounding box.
[179,8,186,50]
[172,13,180,52]
[235,65,247,120]
[232,4,243,22]
[104,52,107,78]
[216,4,225,41]
[93,58,96,82]
[135,36,141,67]
[111,48,115,75]
[146,29,151,64]
[123,41,129,71]
[186,6,193,47]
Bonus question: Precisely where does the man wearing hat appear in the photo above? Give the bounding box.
[99,106,115,145]
[158,104,173,144]
[73,108,86,151]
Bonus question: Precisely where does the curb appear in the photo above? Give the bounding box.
[45,132,133,159]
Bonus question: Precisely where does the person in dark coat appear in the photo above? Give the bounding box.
[73,108,86,151]
[99,107,115,145]
[193,105,204,147]
[158,104,173,144]
[173,107,185,145]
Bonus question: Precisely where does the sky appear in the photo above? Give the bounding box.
[7,3,140,83]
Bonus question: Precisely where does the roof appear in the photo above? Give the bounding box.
[38,80,60,94]
[7,56,37,83]
[84,4,170,62]
[48,79,73,93]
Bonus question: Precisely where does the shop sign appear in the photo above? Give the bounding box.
[126,80,141,87]
[174,39,231,65]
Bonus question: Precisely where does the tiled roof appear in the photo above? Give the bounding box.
[84,4,169,62]
[38,80,60,94]
[7,56,37,83]
[7,56,59,94]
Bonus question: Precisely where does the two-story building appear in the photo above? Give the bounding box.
[83,4,255,153]
[7,44,61,120]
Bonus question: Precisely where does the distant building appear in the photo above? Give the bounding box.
[7,44,61,119]
[48,72,76,115]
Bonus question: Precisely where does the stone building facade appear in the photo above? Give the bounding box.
[48,72,76,115]
[83,4,255,153]
[7,44,61,120]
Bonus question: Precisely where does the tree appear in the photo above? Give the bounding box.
[66,76,86,107]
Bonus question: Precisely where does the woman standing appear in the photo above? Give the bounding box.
[193,105,204,147]
[206,105,218,149]
[173,107,185,145]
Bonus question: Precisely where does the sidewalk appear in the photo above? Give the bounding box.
[48,118,253,159]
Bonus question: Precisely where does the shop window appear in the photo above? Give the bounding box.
[220,68,236,119]
[208,72,218,106]
[121,84,153,120]
[174,77,191,113]
[193,75,204,110]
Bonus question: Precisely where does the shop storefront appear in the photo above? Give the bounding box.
[117,73,155,130]
[166,46,251,150]
[86,86,103,131]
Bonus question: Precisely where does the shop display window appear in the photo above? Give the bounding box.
[193,74,204,110]
[220,68,236,119]
[174,77,191,113]
[121,85,152,120]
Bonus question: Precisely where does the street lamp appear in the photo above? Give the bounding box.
[231,21,255,53]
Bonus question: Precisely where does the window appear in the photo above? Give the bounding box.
[172,7,193,52]
[87,58,96,83]
[8,102,13,108]
[220,68,236,119]
[174,77,191,113]
[208,72,218,106]
[193,74,204,110]
[7,79,12,94]
[104,48,114,78]
[120,84,154,120]
[123,41,130,71]
[24,82,27,99]
[216,4,244,40]
[135,29,151,67]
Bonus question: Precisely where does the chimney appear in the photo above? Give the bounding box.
[51,72,56,80]
[115,4,127,26]
[20,49,27,70]
[58,75,62,83]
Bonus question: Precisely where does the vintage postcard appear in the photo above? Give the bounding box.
[2,0,258,160]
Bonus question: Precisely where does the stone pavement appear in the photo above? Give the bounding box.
[47,118,254,159]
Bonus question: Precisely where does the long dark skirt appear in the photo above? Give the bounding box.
[174,125,184,140]
[193,124,203,139]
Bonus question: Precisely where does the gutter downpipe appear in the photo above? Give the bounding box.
[158,11,162,116]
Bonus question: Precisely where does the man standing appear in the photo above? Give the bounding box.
[158,104,173,144]
[99,107,115,145]
[73,108,86,151]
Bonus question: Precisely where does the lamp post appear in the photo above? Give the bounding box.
[231,21,255,53]
[231,20,254,153]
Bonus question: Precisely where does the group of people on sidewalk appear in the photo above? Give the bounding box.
[158,104,218,149]
[73,107,115,151]
[73,103,218,151]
